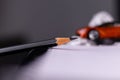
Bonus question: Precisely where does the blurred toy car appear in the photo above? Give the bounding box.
[76,22,120,44]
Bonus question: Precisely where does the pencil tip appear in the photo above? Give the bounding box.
[55,37,71,45]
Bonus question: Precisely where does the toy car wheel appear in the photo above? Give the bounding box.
[88,30,99,41]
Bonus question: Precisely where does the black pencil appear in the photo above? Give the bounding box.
[0,37,71,53]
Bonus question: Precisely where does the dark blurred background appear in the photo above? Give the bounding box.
[0,0,118,42]
[0,0,118,80]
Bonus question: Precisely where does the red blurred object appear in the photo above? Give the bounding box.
[76,22,120,44]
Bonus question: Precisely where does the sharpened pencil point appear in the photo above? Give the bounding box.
[55,37,71,45]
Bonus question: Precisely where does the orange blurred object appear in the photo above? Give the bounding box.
[55,37,71,45]
[76,23,120,41]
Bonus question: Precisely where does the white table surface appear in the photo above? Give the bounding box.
[17,45,120,80]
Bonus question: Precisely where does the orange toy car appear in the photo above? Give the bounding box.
[76,22,120,44]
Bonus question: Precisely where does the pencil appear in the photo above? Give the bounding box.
[0,37,71,53]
